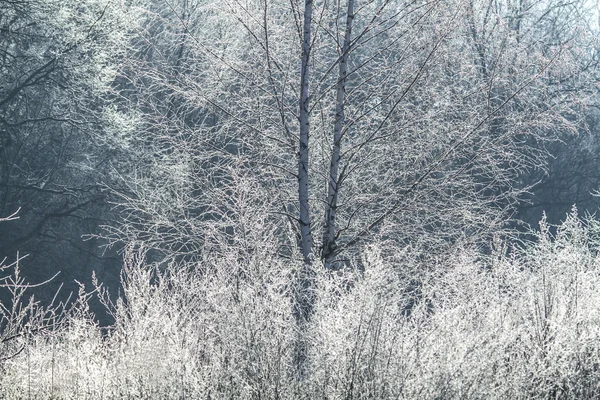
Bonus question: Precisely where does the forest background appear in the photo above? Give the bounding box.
[1,0,600,398]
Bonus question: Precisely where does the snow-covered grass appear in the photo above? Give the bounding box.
[2,211,600,399]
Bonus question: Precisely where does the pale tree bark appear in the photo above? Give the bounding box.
[294,0,314,378]
[298,0,314,269]
[322,0,355,270]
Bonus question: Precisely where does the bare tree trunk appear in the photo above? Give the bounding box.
[293,0,314,378]
[322,0,354,270]
[298,0,313,268]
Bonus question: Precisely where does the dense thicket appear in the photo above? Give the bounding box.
[3,212,600,398]
[1,0,600,397]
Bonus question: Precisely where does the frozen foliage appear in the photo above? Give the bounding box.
[2,210,600,398]
[102,0,599,268]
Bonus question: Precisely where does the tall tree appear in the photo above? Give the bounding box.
[102,0,598,373]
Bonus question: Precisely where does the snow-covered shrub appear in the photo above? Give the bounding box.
[3,210,600,398]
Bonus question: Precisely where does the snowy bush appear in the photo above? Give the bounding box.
[3,210,600,398]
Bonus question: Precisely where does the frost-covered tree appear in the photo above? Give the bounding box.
[100,0,598,374]
[105,0,597,269]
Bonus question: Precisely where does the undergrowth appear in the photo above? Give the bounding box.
[2,210,600,399]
